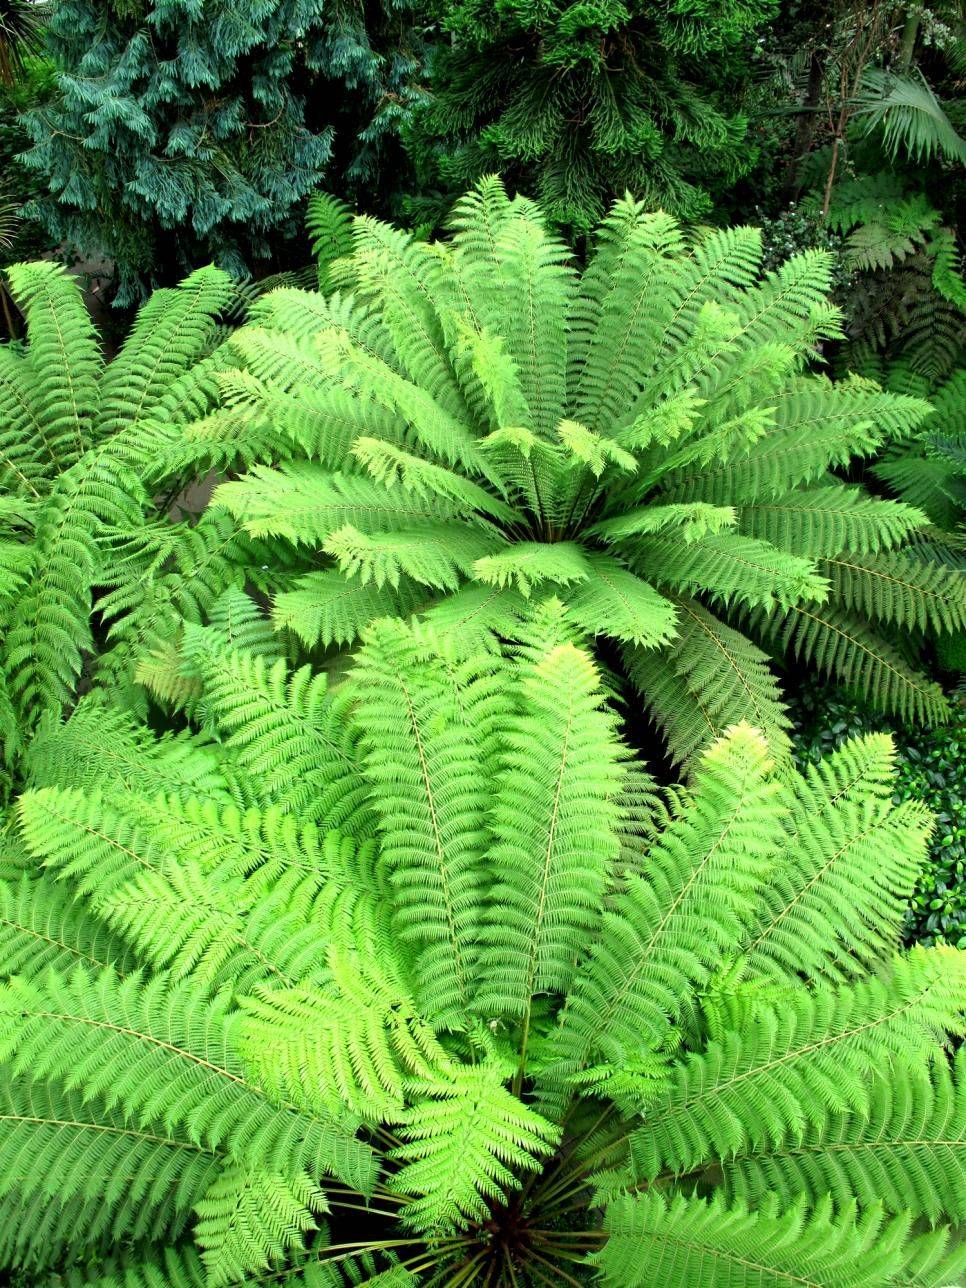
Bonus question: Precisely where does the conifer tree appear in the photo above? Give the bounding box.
[20,0,422,304]
[404,0,778,232]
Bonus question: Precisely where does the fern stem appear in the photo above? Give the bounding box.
[526,1246,586,1286]
[526,1102,612,1208]
[444,1249,490,1286]
[326,1199,408,1220]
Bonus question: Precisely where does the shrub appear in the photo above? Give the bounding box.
[211,179,965,767]
[1,611,965,1284]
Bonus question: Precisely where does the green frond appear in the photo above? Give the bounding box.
[22,696,229,803]
[721,1050,966,1224]
[0,1068,219,1258]
[457,197,574,436]
[326,521,499,591]
[388,1061,559,1233]
[193,643,373,832]
[3,452,144,726]
[737,486,929,558]
[565,552,678,647]
[49,1247,208,1288]
[0,967,377,1192]
[570,203,684,433]
[476,637,624,1018]
[349,619,490,1020]
[204,587,282,660]
[214,465,462,545]
[94,857,328,992]
[664,377,931,504]
[547,725,783,1078]
[592,502,737,545]
[750,601,951,725]
[823,552,966,635]
[472,541,590,595]
[238,949,447,1121]
[740,735,932,984]
[0,873,137,978]
[628,949,966,1182]
[4,261,102,471]
[350,436,518,524]
[855,69,966,165]
[633,531,826,611]
[16,785,171,900]
[306,192,354,291]
[0,346,49,497]
[94,266,234,442]
[593,1192,919,1287]
[623,598,791,766]
[346,218,468,417]
[272,570,425,650]
[193,1163,327,1287]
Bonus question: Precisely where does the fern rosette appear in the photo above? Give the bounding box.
[213,179,965,765]
[0,611,965,1284]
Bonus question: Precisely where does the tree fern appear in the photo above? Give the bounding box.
[0,621,961,1284]
[209,181,957,764]
[0,262,254,784]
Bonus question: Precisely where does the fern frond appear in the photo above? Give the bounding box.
[94,266,233,442]
[721,1050,966,1223]
[22,697,229,803]
[593,1192,918,1287]
[272,570,424,650]
[193,1163,327,1287]
[823,552,966,634]
[0,967,377,1192]
[570,203,684,433]
[565,553,678,647]
[4,261,101,470]
[472,541,590,595]
[750,601,950,725]
[326,521,499,591]
[349,619,490,1020]
[634,531,826,611]
[214,465,463,545]
[0,1068,219,1256]
[547,726,783,1079]
[194,643,373,832]
[306,192,353,291]
[237,948,447,1121]
[737,486,929,558]
[623,598,792,765]
[388,1061,559,1233]
[0,873,137,978]
[741,735,932,984]
[476,637,624,1019]
[628,949,966,1181]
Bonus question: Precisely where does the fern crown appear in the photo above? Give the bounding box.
[211,180,963,764]
[1,611,965,1286]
